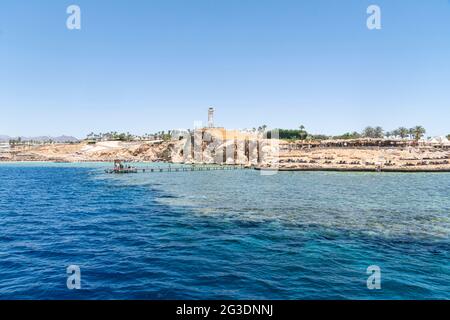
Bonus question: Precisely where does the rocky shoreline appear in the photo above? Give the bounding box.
[256,166,450,172]
[1,136,450,172]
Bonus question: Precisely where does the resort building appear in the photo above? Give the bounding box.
[0,142,10,152]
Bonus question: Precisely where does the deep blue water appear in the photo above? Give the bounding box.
[0,162,449,299]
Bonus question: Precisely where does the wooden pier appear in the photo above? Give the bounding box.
[105,164,247,174]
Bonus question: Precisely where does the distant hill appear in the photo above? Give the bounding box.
[0,135,10,142]
[0,135,79,143]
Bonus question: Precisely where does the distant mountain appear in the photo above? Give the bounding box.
[0,135,10,142]
[52,135,80,143]
[0,135,79,143]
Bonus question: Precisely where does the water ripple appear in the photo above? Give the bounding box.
[0,164,449,299]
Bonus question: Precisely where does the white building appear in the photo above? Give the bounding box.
[0,142,10,153]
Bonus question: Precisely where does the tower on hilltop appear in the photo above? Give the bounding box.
[208,107,214,128]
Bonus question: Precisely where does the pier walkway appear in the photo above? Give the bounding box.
[105,164,247,174]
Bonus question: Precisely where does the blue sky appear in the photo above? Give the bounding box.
[1,0,450,138]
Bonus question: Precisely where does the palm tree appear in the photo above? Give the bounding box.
[411,126,426,141]
[374,126,384,138]
[398,127,409,139]
[257,125,267,133]
[298,125,307,140]
[391,129,400,138]
[362,126,375,138]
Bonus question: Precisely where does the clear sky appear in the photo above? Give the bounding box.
[1,0,450,138]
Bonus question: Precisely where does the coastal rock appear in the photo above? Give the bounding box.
[2,131,449,172]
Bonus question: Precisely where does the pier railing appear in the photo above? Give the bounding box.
[105,164,247,174]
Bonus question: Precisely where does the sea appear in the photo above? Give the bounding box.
[0,162,449,299]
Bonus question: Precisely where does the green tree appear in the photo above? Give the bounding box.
[398,127,409,139]
[334,132,361,139]
[257,125,268,133]
[391,129,400,138]
[298,125,308,140]
[374,126,384,138]
[270,128,308,141]
[362,126,382,138]
[362,127,373,138]
[311,134,330,140]
[411,126,426,141]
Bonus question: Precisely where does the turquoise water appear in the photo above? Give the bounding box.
[0,162,449,299]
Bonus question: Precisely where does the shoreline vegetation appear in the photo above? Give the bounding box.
[1,127,449,173]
